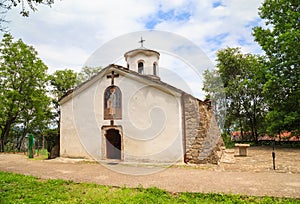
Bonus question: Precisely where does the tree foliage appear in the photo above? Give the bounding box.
[203,47,267,142]
[0,33,51,151]
[205,0,299,141]
[49,69,77,101]
[253,0,300,135]
[0,33,103,153]
[48,68,77,124]
[2,0,54,16]
[202,69,226,130]
[47,69,77,158]
[0,0,55,31]
[76,66,102,85]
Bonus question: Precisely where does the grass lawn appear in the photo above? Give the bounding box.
[0,171,299,203]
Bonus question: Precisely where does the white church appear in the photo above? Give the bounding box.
[59,42,224,164]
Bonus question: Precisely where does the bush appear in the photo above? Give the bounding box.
[222,133,235,148]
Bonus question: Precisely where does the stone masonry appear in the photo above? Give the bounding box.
[183,94,225,164]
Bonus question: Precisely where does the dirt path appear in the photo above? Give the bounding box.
[1,147,300,198]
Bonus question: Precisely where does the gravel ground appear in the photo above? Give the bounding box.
[1,146,300,198]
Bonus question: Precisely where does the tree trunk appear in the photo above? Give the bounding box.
[0,120,15,152]
[255,130,259,144]
[0,107,19,152]
[48,116,60,159]
[0,136,4,152]
[16,134,26,151]
[15,124,27,151]
[249,116,256,143]
[253,99,259,144]
[239,117,244,141]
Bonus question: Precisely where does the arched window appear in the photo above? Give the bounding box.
[104,86,122,120]
[153,63,157,76]
[138,61,144,74]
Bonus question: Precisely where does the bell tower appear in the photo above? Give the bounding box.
[124,37,160,79]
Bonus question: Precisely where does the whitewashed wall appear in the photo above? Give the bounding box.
[60,67,184,163]
[60,99,93,159]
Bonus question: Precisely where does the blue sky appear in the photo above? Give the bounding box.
[3,0,265,98]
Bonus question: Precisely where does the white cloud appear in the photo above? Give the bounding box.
[3,0,265,76]
[153,0,264,61]
[35,44,90,73]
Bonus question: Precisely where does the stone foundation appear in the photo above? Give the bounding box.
[183,94,225,164]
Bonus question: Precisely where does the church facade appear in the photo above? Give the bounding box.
[59,46,224,164]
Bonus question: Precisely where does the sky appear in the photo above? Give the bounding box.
[3,0,265,99]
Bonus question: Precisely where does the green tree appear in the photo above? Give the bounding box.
[238,54,268,142]
[0,33,50,152]
[48,69,77,158]
[49,69,77,125]
[76,66,102,85]
[202,69,226,131]
[253,0,300,136]
[203,47,267,142]
[49,69,77,104]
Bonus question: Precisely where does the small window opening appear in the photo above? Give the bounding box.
[153,63,157,76]
[138,62,144,74]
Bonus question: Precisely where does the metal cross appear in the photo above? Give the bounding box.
[107,71,119,85]
[138,37,145,47]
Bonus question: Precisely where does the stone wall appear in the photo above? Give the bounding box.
[183,94,224,164]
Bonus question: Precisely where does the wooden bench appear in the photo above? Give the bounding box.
[235,144,250,156]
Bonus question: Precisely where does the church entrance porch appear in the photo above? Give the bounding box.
[101,126,123,160]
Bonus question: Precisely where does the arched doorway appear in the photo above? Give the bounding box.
[105,129,121,159]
